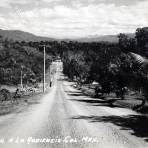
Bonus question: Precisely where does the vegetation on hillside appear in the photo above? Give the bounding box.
[0,36,53,86]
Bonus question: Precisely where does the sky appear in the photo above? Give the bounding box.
[0,0,148,38]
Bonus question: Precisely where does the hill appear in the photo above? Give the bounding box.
[0,29,54,42]
[74,33,135,43]
[0,29,135,43]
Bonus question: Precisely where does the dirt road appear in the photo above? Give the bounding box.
[0,61,147,148]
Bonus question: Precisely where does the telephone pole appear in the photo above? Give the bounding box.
[20,65,24,88]
[43,45,46,92]
[20,69,23,88]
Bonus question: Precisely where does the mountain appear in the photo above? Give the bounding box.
[0,29,135,43]
[73,33,135,43]
[0,29,54,42]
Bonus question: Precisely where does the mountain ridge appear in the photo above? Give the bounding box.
[73,33,135,43]
[0,29,135,43]
[0,29,54,42]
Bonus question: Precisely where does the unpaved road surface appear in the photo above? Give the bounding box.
[0,61,148,148]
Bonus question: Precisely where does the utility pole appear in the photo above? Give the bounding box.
[21,69,23,88]
[43,45,46,92]
[20,65,24,88]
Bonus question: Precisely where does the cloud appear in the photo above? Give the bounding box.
[88,0,146,6]
[0,0,11,8]
[0,0,148,38]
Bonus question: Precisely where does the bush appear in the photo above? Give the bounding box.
[0,89,11,101]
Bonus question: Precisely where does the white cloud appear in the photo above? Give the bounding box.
[0,0,148,38]
[0,0,11,8]
[0,0,31,7]
[41,0,62,2]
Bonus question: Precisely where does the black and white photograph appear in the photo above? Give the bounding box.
[0,0,148,148]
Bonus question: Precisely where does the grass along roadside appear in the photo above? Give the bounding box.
[0,91,46,116]
[72,83,148,113]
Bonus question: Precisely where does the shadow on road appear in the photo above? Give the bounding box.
[71,115,148,141]
[67,91,122,108]
[68,93,86,97]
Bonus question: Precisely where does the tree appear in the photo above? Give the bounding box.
[136,27,148,55]
[118,33,136,53]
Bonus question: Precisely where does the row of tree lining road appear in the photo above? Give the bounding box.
[62,27,148,110]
